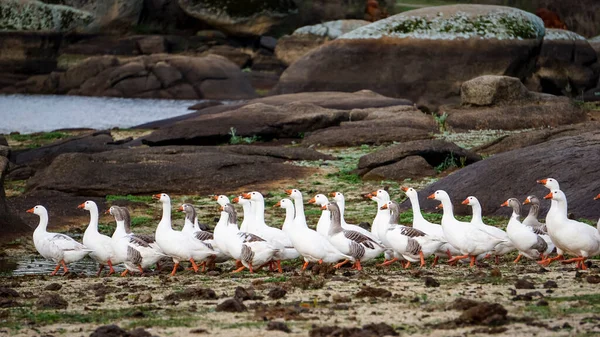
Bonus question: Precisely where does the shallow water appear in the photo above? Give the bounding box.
[1,255,109,276]
[0,94,214,134]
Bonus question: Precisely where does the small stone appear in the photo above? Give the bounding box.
[235,286,256,301]
[136,293,152,304]
[266,321,291,333]
[362,322,399,336]
[424,277,440,288]
[515,279,535,289]
[355,286,391,298]
[543,280,558,289]
[489,268,502,278]
[268,287,287,300]
[44,283,62,291]
[332,294,351,303]
[216,298,247,312]
[0,288,19,298]
[89,324,128,337]
[536,299,549,306]
[586,275,600,284]
[36,293,68,309]
[129,328,152,337]
[190,328,208,334]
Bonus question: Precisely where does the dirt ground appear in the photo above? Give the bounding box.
[1,257,600,337]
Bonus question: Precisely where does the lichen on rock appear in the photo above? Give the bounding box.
[544,28,586,41]
[293,20,370,39]
[339,5,545,41]
[0,0,94,32]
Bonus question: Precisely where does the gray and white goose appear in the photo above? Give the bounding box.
[322,202,385,271]
[522,195,555,255]
[501,198,548,263]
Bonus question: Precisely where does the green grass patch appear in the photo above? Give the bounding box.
[106,195,154,203]
[6,131,71,149]
[131,216,153,227]
[263,275,288,283]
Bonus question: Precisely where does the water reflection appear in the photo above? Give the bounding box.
[1,256,124,276]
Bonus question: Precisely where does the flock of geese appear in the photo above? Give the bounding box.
[27,177,600,276]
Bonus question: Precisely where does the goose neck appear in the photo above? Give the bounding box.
[328,206,343,236]
[408,195,426,222]
[34,211,49,233]
[293,197,306,224]
[440,198,455,221]
[158,200,172,230]
[470,202,483,224]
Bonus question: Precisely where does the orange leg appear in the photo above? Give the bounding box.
[200,261,206,273]
[302,261,309,271]
[353,260,362,271]
[121,269,129,277]
[96,264,105,277]
[446,249,452,259]
[318,259,323,264]
[431,256,439,268]
[378,257,398,267]
[137,265,144,274]
[277,260,282,273]
[562,257,587,270]
[404,262,411,269]
[50,263,61,276]
[469,255,477,267]
[235,260,242,268]
[495,255,500,264]
[232,265,246,273]
[538,254,564,266]
[333,259,349,269]
[107,260,115,276]
[513,254,523,264]
[61,260,69,275]
[189,258,199,273]
[249,262,254,273]
[170,262,179,276]
[447,254,469,265]
[419,251,426,268]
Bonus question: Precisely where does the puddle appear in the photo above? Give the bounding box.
[0,256,124,276]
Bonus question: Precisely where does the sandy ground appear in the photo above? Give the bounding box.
[1,257,600,337]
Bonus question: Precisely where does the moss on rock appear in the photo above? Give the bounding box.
[0,0,93,32]
[340,4,545,41]
[180,0,296,19]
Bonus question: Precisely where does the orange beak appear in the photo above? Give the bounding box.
[26,208,34,213]
[329,192,336,197]
[308,197,316,204]
[371,190,378,196]
[594,194,600,200]
[273,201,281,208]
[364,193,373,199]
[152,194,161,200]
[544,192,553,200]
[537,179,547,185]
[232,197,239,203]
[284,189,292,195]
[523,198,530,205]
[401,187,408,192]
[500,201,509,207]
[104,209,111,214]
[380,204,388,210]
[178,206,184,212]
[427,193,435,199]
[211,195,219,200]
[435,203,443,210]
[220,206,224,211]
[320,205,327,210]
[242,193,251,199]
[77,202,85,209]
[461,198,469,205]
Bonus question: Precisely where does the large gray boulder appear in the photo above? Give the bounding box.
[404,130,600,219]
[25,145,330,196]
[0,0,94,32]
[274,5,545,110]
[0,142,29,233]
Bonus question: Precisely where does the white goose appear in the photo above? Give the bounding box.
[178,203,223,271]
[276,198,350,270]
[381,201,445,268]
[217,204,279,273]
[28,205,90,275]
[322,202,385,270]
[522,195,555,255]
[428,190,506,267]
[308,193,332,237]
[500,198,548,263]
[285,189,307,229]
[329,191,380,241]
[108,206,164,276]
[542,190,600,270]
[366,189,390,241]
[232,195,253,233]
[153,193,206,276]
[80,200,116,276]
[402,186,460,263]
[537,177,565,265]
[462,196,514,263]
[243,191,300,272]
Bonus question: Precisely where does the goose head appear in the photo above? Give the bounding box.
[243,191,263,202]
[274,198,294,210]
[285,189,303,200]
[371,189,390,202]
[330,191,344,203]
[428,190,449,201]
[179,203,196,220]
[321,202,341,213]
[77,200,97,212]
[500,198,521,214]
[461,196,479,206]
[544,190,565,202]
[380,200,399,212]
[523,195,540,205]
[537,178,560,191]
[152,193,170,203]
[222,203,237,224]
[401,186,418,199]
[107,206,123,220]
[233,195,250,206]
[26,205,47,217]
[309,194,328,206]
[594,194,600,200]
[212,195,230,207]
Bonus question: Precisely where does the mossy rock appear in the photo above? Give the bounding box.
[340,4,545,41]
[178,0,297,36]
[0,0,93,32]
